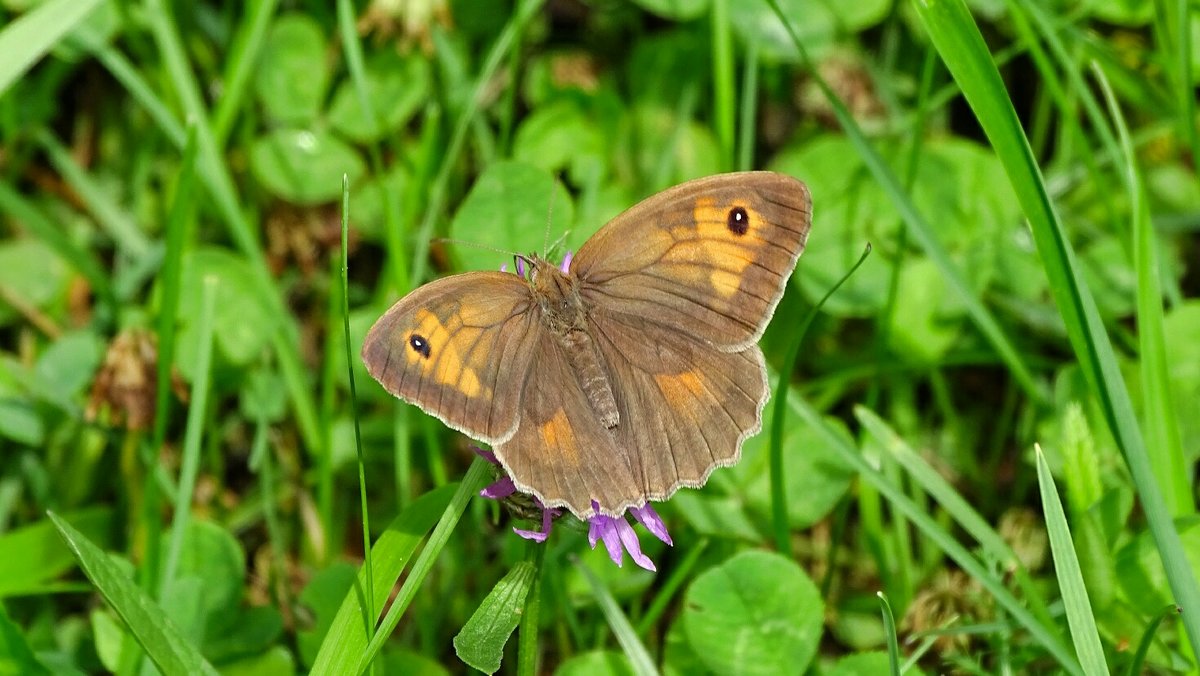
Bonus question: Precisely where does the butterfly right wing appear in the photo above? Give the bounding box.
[361,271,541,445]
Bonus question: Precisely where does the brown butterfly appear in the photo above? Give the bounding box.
[362,172,812,519]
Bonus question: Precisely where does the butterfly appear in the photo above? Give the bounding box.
[362,172,812,519]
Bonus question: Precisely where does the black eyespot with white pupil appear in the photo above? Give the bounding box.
[727,206,749,235]
[408,334,431,359]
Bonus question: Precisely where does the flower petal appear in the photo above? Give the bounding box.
[513,525,549,542]
[480,476,516,499]
[631,503,673,546]
[559,251,573,273]
[472,446,500,466]
[614,517,656,572]
[516,257,527,278]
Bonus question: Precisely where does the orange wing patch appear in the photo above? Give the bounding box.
[538,408,579,464]
[410,308,486,398]
[663,196,767,299]
[653,370,708,413]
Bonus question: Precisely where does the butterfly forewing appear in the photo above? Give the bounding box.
[361,271,541,444]
[572,172,811,350]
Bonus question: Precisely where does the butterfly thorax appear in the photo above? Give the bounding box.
[528,257,620,429]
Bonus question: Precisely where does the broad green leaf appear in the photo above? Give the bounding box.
[176,248,275,374]
[297,563,358,668]
[0,507,113,598]
[555,650,635,676]
[683,550,822,675]
[328,53,431,143]
[1163,302,1200,462]
[255,13,330,125]
[249,128,366,205]
[735,413,854,528]
[668,493,764,541]
[32,329,103,408]
[0,239,67,326]
[450,161,577,271]
[729,0,890,63]
[219,645,295,676]
[513,99,608,184]
[48,512,220,676]
[453,561,536,674]
[1114,515,1200,616]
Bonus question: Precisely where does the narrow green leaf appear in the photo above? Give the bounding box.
[47,512,219,676]
[877,593,901,676]
[160,275,218,599]
[454,561,536,674]
[0,0,104,97]
[309,484,456,673]
[0,603,50,675]
[356,458,491,673]
[576,558,659,676]
[912,0,1200,652]
[840,403,1081,674]
[1035,447,1109,676]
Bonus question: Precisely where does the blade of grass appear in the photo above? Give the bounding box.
[1035,446,1109,676]
[408,0,544,287]
[770,244,872,554]
[34,128,154,260]
[48,512,220,676]
[856,406,1060,635]
[710,0,734,170]
[912,0,1200,652]
[341,175,375,641]
[575,558,660,676]
[1124,605,1178,676]
[142,0,323,462]
[735,39,759,171]
[1094,64,1191,517]
[0,0,104,97]
[763,0,1048,406]
[0,183,116,313]
[337,0,407,293]
[142,122,199,597]
[158,275,218,600]
[356,458,492,673]
[636,538,709,637]
[877,592,901,676]
[516,544,545,676]
[211,0,279,146]
[843,404,1081,673]
[309,484,457,673]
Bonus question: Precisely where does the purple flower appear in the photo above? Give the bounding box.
[472,447,673,570]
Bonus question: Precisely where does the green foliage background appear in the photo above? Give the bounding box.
[0,0,1197,673]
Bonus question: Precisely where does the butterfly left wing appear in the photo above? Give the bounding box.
[361,272,540,445]
[571,171,811,351]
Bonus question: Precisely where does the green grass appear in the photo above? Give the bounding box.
[0,1,1196,674]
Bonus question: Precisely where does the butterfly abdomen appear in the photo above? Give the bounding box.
[560,329,620,429]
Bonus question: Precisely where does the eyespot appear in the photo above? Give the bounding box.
[408,334,431,359]
[727,206,749,235]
